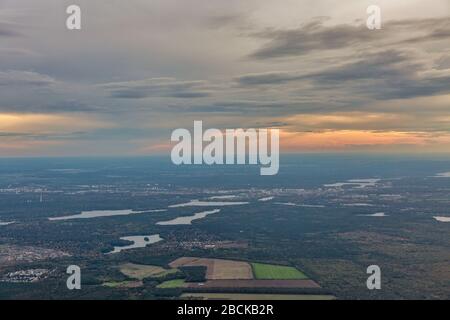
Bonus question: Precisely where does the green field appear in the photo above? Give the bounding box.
[156,279,186,288]
[251,263,308,280]
[102,280,142,288]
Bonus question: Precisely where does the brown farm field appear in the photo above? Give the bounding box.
[120,263,178,280]
[181,293,335,300]
[184,279,321,289]
[167,257,325,297]
[169,257,253,280]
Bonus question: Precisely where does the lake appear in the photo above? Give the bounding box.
[324,178,380,188]
[358,212,388,217]
[434,216,450,222]
[108,234,163,254]
[0,221,15,226]
[49,209,166,221]
[169,200,248,208]
[156,209,221,225]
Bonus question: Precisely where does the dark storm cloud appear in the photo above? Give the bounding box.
[99,78,212,99]
[250,17,450,60]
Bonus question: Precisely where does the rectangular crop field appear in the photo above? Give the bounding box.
[251,263,308,280]
[170,257,253,280]
[181,293,335,300]
[120,263,178,280]
[156,279,186,288]
[184,279,320,289]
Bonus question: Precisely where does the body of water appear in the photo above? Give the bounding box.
[156,209,221,225]
[108,234,163,254]
[434,216,450,222]
[275,202,325,208]
[49,209,166,221]
[324,178,380,188]
[433,172,450,178]
[0,221,15,226]
[169,200,248,208]
[258,197,274,202]
[358,212,387,217]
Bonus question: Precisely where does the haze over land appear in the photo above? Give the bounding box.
[0,156,449,299]
[0,0,450,301]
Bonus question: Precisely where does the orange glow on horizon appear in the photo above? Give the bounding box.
[279,129,450,152]
[0,113,113,134]
[137,129,450,155]
[1,113,449,156]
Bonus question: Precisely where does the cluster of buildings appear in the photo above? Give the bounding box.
[1,269,49,283]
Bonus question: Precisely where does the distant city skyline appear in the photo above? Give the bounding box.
[0,0,450,156]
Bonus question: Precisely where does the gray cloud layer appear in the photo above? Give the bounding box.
[0,21,21,37]
[237,49,450,101]
[0,70,56,87]
[0,0,449,154]
[249,17,450,60]
[99,78,212,99]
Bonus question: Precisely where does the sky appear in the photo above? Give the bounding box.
[0,0,449,156]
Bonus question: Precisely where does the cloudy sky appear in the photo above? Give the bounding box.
[0,0,449,156]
